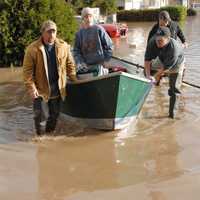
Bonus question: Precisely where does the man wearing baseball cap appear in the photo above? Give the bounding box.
[144,26,185,118]
[23,20,77,135]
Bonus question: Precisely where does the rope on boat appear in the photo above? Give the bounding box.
[112,56,144,69]
[112,56,200,89]
[182,81,200,89]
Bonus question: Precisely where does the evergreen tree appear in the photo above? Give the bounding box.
[92,0,117,15]
[0,0,77,67]
[70,0,117,15]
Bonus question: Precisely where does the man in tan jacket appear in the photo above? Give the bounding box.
[23,20,77,135]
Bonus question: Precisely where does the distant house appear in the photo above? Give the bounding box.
[117,0,169,10]
[168,0,200,7]
[168,0,188,6]
[188,0,200,8]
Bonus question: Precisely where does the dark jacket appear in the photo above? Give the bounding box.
[145,38,184,70]
[147,21,186,43]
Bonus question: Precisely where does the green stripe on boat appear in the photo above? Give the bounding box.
[60,67,152,130]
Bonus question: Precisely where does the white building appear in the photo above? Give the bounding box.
[117,0,169,10]
[169,0,189,7]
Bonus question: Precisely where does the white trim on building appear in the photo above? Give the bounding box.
[117,0,169,10]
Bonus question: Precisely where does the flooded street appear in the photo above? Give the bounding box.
[1,15,200,200]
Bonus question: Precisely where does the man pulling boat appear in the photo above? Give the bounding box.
[144,26,185,118]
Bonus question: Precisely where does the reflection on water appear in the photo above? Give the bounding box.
[149,191,167,200]
[1,16,200,200]
[36,129,182,200]
[37,137,117,199]
[0,81,34,144]
[113,21,150,64]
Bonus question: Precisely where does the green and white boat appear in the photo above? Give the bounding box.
[60,57,152,130]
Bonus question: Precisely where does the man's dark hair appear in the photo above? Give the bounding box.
[159,11,171,22]
[156,26,171,38]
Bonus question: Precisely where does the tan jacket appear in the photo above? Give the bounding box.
[23,37,76,101]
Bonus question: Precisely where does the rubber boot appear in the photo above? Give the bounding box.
[45,118,57,133]
[168,73,179,119]
[169,94,176,119]
[33,97,43,135]
[34,117,41,135]
[45,97,60,134]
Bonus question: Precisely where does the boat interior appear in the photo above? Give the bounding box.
[69,57,149,84]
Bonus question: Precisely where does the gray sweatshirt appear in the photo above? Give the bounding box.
[73,25,113,66]
[145,37,184,70]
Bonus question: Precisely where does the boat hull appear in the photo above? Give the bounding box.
[60,72,151,130]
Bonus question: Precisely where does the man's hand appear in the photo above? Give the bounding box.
[29,87,39,99]
[144,61,151,79]
[182,42,188,49]
[154,71,164,82]
[147,76,156,84]
[153,69,164,85]
[69,75,77,82]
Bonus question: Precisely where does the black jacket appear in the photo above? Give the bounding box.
[147,21,186,43]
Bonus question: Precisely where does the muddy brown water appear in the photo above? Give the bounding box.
[1,15,200,200]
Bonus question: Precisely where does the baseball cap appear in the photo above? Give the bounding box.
[156,26,171,37]
[159,10,171,22]
[40,20,57,33]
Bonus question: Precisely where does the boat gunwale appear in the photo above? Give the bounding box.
[68,71,151,85]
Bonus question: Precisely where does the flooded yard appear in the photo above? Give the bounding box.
[0,15,200,200]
